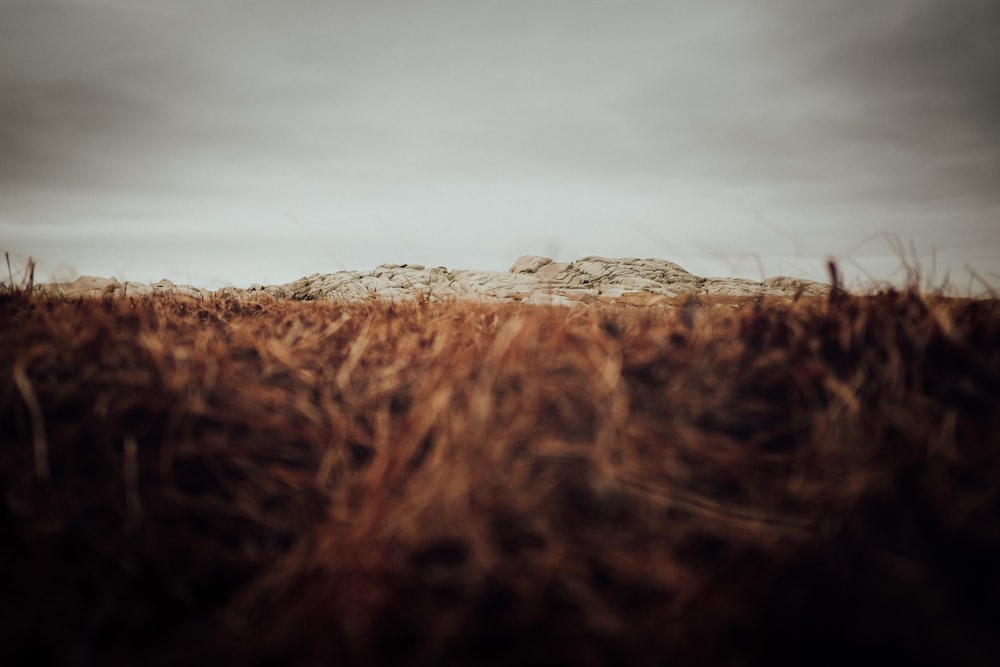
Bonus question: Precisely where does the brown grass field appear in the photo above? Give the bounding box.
[1,282,998,665]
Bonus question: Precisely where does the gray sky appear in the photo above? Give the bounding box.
[1,0,998,290]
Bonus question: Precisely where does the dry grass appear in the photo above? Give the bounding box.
[1,285,998,665]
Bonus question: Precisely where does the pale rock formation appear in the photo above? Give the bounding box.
[509,255,554,274]
[122,282,154,296]
[522,292,576,306]
[37,256,831,303]
[72,275,119,296]
[535,262,574,280]
[761,276,830,297]
[700,277,769,297]
[39,276,211,299]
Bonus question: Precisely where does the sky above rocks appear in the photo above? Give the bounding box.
[1,0,998,290]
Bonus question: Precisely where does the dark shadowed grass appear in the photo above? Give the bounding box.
[1,285,998,665]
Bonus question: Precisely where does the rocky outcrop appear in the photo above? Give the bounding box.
[36,256,830,303]
[274,255,829,302]
[37,276,215,300]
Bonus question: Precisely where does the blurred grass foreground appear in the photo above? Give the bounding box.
[1,282,998,665]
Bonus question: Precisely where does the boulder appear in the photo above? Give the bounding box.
[509,255,553,274]
[73,275,116,294]
[535,262,573,280]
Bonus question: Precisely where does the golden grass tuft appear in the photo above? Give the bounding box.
[1,286,999,665]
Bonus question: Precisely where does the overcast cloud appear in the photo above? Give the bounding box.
[1,0,997,289]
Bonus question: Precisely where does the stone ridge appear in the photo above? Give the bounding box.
[37,255,830,303]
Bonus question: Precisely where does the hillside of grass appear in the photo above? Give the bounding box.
[1,287,998,665]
